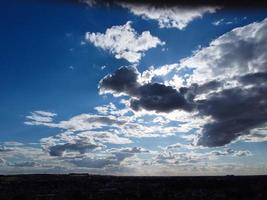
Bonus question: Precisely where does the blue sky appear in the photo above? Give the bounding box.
[0,1,267,175]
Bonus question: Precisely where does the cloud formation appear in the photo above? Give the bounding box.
[99,66,195,112]
[181,18,267,85]
[185,18,267,147]
[40,130,132,157]
[25,111,57,123]
[48,141,102,157]
[197,85,267,147]
[121,4,219,29]
[86,21,164,63]
[98,18,267,148]
[70,147,149,169]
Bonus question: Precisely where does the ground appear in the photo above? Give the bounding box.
[0,174,266,200]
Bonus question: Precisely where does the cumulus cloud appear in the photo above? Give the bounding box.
[196,80,267,147]
[48,141,102,157]
[20,18,267,175]
[86,21,164,63]
[98,18,267,148]
[99,65,140,96]
[40,132,105,157]
[121,3,219,29]
[99,66,195,112]
[40,130,133,157]
[181,18,267,85]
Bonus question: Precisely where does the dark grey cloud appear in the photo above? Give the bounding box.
[100,66,267,147]
[48,141,102,157]
[197,85,267,147]
[99,66,140,96]
[100,66,194,113]
[131,83,194,112]
[239,72,267,86]
[195,80,222,94]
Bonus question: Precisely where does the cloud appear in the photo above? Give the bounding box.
[212,18,234,26]
[240,127,267,143]
[121,4,219,29]
[25,112,126,132]
[0,145,12,152]
[131,83,194,112]
[131,18,267,147]
[179,18,267,147]
[25,111,57,124]
[108,147,150,162]
[154,151,204,165]
[99,66,140,96]
[234,150,252,157]
[9,161,39,168]
[69,147,150,168]
[48,142,101,157]
[196,85,267,147]
[181,18,267,85]
[25,19,267,152]
[99,66,195,113]
[210,149,252,157]
[40,131,106,157]
[86,21,164,63]
[70,157,116,168]
[164,142,198,150]
[0,158,5,165]
[239,72,267,86]
[41,130,132,157]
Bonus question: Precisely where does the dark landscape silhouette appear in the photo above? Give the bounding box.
[0,174,266,200]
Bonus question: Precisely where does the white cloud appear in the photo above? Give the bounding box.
[239,127,267,143]
[153,151,205,165]
[210,148,252,157]
[25,112,127,132]
[40,130,132,157]
[25,111,56,124]
[25,107,196,140]
[86,21,164,63]
[139,63,181,84]
[121,4,219,29]
[212,18,225,26]
[181,18,267,85]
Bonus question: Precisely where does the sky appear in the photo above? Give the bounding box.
[0,0,267,175]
